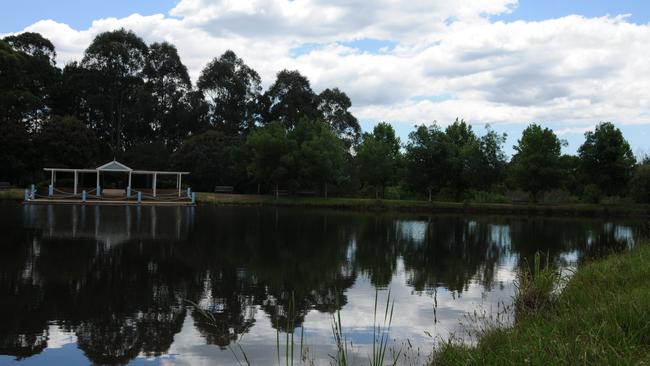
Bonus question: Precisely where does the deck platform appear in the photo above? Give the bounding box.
[25,198,195,206]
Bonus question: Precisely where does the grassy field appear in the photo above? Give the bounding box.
[196,192,650,218]
[433,243,650,365]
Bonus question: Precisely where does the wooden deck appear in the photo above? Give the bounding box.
[25,198,195,206]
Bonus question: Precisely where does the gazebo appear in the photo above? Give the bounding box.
[42,160,190,199]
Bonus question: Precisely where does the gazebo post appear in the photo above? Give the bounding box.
[153,173,157,198]
[74,171,78,195]
[96,170,100,197]
[50,170,54,188]
[128,171,132,197]
[177,174,182,197]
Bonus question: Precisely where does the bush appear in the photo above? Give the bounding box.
[630,164,650,204]
[383,186,401,200]
[541,189,578,204]
[582,184,602,203]
[468,190,510,203]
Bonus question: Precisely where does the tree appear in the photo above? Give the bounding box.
[435,120,507,197]
[1,34,60,132]
[630,161,650,203]
[404,124,453,200]
[171,131,239,192]
[244,122,297,196]
[289,119,346,196]
[0,35,60,183]
[317,88,360,145]
[81,29,149,153]
[476,125,508,189]
[123,142,170,171]
[356,122,401,198]
[198,50,262,135]
[3,32,56,65]
[144,42,192,148]
[262,70,319,129]
[578,122,636,196]
[35,115,100,169]
[0,119,30,184]
[445,119,479,196]
[509,124,564,201]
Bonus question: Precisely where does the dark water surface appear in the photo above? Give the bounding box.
[0,203,648,365]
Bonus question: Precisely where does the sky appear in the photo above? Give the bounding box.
[2,0,650,157]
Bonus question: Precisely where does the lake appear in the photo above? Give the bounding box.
[0,203,648,365]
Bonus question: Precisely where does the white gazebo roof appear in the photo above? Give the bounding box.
[43,160,189,175]
[97,160,132,172]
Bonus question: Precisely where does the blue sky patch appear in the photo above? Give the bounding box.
[289,38,397,58]
[411,94,455,103]
[340,38,397,54]
[495,0,650,24]
[1,0,178,33]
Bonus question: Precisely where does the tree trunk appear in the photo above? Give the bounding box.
[257,183,260,195]
[324,182,328,198]
[375,187,379,199]
[275,184,279,200]
[428,187,432,202]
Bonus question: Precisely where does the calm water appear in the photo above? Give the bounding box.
[0,203,648,365]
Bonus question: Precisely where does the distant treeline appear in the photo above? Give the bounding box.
[1,29,649,203]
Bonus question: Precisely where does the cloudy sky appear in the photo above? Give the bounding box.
[3,0,650,156]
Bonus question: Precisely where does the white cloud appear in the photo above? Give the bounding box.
[6,0,650,132]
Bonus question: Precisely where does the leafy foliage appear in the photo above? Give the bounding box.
[35,115,100,169]
[171,131,240,191]
[262,70,320,129]
[198,50,262,135]
[509,124,564,201]
[356,122,402,198]
[578,122,636,196]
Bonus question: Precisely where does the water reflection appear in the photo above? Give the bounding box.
[0,203,647,365]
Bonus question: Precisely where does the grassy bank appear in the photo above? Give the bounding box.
[0,189,23,201]
[433,243,650,365]
[196,192,650,218]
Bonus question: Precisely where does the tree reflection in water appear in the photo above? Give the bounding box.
[0,203,646,364]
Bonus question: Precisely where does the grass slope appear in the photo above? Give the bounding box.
[196,193,650,218]
[433,244,650,365]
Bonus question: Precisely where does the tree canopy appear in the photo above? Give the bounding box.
[578,122,636,196]
[0,29,644,203]
[509,124,564,201]
[356,122,401,198]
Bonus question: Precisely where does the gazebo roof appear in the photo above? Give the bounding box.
[97,160,132,172]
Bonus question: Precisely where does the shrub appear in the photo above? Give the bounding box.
[582,184,602,203]
[468,190,510,203]
[541,189,578,204]
[630,164,650,204]
[383,186,401,200]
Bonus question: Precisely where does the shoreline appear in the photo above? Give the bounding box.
[196,192,650,218]
[433,242,650,365]
[2,189,649,218]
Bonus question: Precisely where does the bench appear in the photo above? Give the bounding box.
[296,190,317,197]
[0,182,10,191]
[214,185,234,193]
[274,189,288,197]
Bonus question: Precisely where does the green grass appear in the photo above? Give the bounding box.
[433,243,650,365]
[195,192,650,218]
[0,188,24,200]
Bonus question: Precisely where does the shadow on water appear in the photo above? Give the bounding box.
[0,203,648,364]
